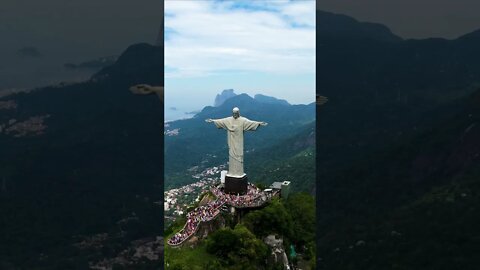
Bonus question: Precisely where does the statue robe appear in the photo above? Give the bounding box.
[212,116,263,177]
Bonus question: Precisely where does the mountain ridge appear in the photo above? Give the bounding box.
[316,10,480,269]
[317,10,403,42]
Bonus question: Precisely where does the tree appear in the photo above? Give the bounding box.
[285,193,315,246]
[206,228,239,257]
[233,225,268,266]
[242,199,293,238]
[205,225,269,268]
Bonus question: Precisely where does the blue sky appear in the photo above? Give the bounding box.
[164,0,315,121]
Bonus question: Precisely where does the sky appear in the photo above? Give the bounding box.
[0,0,162,93]
[3,0,478,105]
[317,0,480,39]
[164,0,316,121]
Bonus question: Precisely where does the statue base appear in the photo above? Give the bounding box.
[224,174,248,194]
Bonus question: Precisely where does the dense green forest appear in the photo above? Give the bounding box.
[246,121,316,194]
[0,43,164,269]
[317,89,480,269]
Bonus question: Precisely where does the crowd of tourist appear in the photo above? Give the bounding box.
[167,197,226,246]
[222,184,268,208]
[168,183,273,246]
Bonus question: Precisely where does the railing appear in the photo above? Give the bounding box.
[167,185,278,246]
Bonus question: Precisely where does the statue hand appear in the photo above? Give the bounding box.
[260,122,268,126]
[205,119,213,123]
[129,84,153,95]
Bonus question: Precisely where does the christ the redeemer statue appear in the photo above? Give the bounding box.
[206,107,267,193]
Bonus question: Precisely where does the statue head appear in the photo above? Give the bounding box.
[232,107,240,119]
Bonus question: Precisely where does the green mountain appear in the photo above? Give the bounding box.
[246,121,316,194]
[0,43,164,269]
[318,89,480,269]
[317,10,480,175]
[317,10,480,269]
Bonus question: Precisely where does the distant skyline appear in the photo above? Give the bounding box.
[318,0,480,39]
[165,0,316,121]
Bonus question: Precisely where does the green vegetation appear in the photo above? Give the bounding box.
[246,122,316,194]
[0,43,164,268]
[165,243,217,270]
[165,193,316,270]
[314,10,480,269]
[286,193,316,258]
[243,199,293,238]
[205,225,269,269]
[317,88,480,269]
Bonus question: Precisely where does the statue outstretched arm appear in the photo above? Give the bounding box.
[243,118,267,131]
[206,117,230,130]
[129,84,164,102]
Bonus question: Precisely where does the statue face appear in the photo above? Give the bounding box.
[232,107,240,119]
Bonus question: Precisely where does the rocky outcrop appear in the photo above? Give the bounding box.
[198,215,226,237]
[264,235,290,270]
[214,89,237,107]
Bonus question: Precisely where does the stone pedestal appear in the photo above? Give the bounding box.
[225,174,248,194]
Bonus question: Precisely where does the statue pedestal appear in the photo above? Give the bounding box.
[225,174,248,194]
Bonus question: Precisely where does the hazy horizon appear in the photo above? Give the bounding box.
[165,88,314,122]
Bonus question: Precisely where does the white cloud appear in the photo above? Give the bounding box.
[165,0,315,78]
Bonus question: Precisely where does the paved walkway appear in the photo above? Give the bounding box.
[167,183,276,246]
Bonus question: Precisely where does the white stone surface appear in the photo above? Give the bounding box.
[206,108,267,177]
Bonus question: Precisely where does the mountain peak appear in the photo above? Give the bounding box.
[91,43,163,86]
[214,89,237,107]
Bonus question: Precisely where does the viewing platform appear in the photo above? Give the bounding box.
[167,183,279,246]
